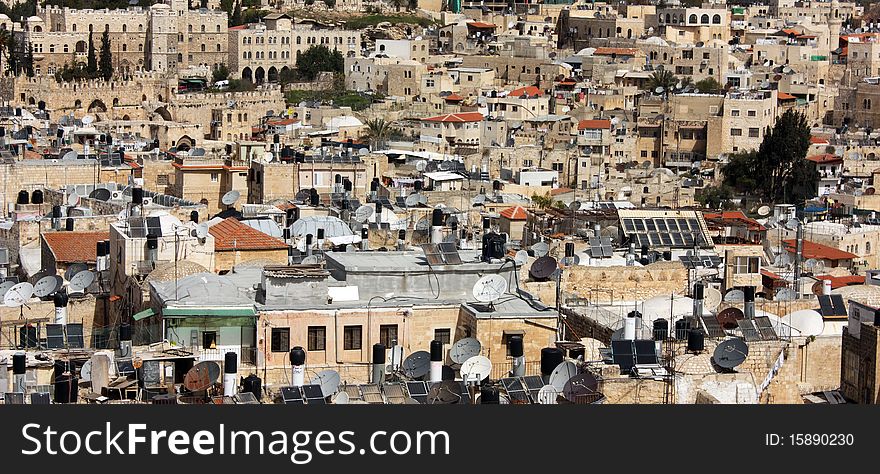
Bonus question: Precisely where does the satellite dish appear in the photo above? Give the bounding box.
[311,369,341,397]
[80,360,92,383]
[427,380,464,404]
[531,241,550,257]
[68,270,95,293]
[786,309,824,336]
[459,355,492,382]
[67,193,80,207]
[548,361,578,392]
[301,255,320,265]
[562,373,599,402]
[332,391,349,404]
[716,307,744,330]
[472,274,508,302]
[402,351,431,378]
[196,223,209,239]
[415,217,430,231]
[184,361,222,391]
[703,286,723,312]
[89,188,112,201]
[0,281,15,301]
[405,194,421,207]
[61,151,78,161]
[723,289,745,303]
[81,115,94,125]
[529,256,557,280]
[536,385,560,404]
[804,258,818,272]
[757,205,772,217]
[655,86,665,94]
[712,338,749,369]
[263,152,274,162]
[354,205,375,223]
[415,160,427,172]
[3,282,33,307]
[33,275,62,298]
[221,190,241,206]
[450,337,482,364]
[514,250,528,266]
[784,218,800,230]
[775,288,797,301]
[568,201,581,211]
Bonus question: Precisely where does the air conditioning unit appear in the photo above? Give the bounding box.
[111,191,122,200]
[142,197,153,206]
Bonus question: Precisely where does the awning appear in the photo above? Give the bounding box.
[163,307,257,318]
[132,308,155,321]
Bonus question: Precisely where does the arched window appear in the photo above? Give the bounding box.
[200,44,205,52]
[689,14,697,23]
[701,14,710,24]
[201,25,205,32]
[712,14,721,24]
[122,44,127,51]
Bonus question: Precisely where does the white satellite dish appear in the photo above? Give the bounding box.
[472,274,508,303]
[537,385,560,404]
[415,160,427,172]
[221,190,241,206]
[786,309,824,336]
[354,205,374,223]
[757,205,772,217]
[332,391,349,404]
[459,355,492,382]
[548,361,578,392]
[33,276,62,298]
[775,288,797,301]
[405,193,422,208]
[724,289,745,303]
[196,223,209,239]
[81,115,94,126]
[449,338,482,365]
[263,152,274,163]
[68,270,95,293]
[784,218,800,230]
[0,281,15,300]
[80,360,92,382]
[301,255,320,265]
[311,369,341,397]
[703,286,723,312]
[514,250,528,266]
[531,241,550,258]
[61,150,78,161]
[67,193,80,207]
[4,282,34,307]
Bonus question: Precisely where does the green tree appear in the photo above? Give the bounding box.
[721,109,816,204]
[231,1,242,26]
[531,192,552,209]
[647,68,677,93]
[697,184,733,210]
[87,33,97,76]
[407,0,418,9]
[695,77,722,94]
[23,44,34,77]
[323,0,335,7]
[99,29,113,80]
[212,63,230,83]
[295,45,343,81]
[364,118,395,150]
[389,0,404,11]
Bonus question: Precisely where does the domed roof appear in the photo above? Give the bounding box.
[26,15,43,22]
[151,3,171,9]
[143,260,210,285]
[0,14,12,21]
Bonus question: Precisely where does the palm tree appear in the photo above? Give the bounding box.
[364,118,394,150]
[647,69,677,94]
[531,192,552,210]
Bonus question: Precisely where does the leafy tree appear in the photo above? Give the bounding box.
[23,44,34,77]
[720,109,816,204]
[99,29,113,80]
[697,184,734,209]
[231,1,242,26]
[364,118,395,150]
[531,192,552,209]
[2,29,14,74]
[647,69,677,93]
[212,63,230,83]
[695,77,722,94]
[323,0,335,7]
[87,33,97,76]
[295,45,343,81]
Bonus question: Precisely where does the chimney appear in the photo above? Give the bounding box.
[744,286,755,320]
[430,340,443,383]
[289,346,306,387]
[509,335,525,377]
[371,343,385,384]
[223,351,238,397]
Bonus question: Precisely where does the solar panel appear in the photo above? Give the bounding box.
[406,381,428,396]
[234,392,259,404]
[611,340,635,372]
[830,295,847,316]
[67,323,84,348]
[501,377,530,403]
[146,216,163,237]
[438,242,462,265]
[341,384,362,401]
[30,392,50,405]
[46,324,65,349]
[421,243,445,265]
[754,316,778,340]
[817,295,835,316]
[281,386,304,404]
[302,384,326,404]
[621,216,709,249]
[116,359,136,377]
[5,392,24,404]
[128,217,147,238]
[633,340,658,365]
[737,319,762,342]
[699,315,726,338]
[360,384,385,404]
[383,383,408,404]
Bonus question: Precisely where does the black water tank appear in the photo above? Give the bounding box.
[662,250,672,261]
[290,346,306,365]
[398,229,406,240]
[52,205,62,218]
[31,190,44,204]
[146,233,158,250]
[65,218,75,231]
[687,329,704,352]
[431,208,444,227]
[509,336,524,358]
[54,374,78,403]
[693,282,705,300]
[242,374,262,401]
[132,187,143,205]
[16,190,29,205]
[309,189,319,206]
[482,217,490,229]
[305,234,313,246]
[12,352,26,374]
[317,228,325,240]
[481,232,506,261]
[190,210,199,223]
[361,227,368,239]
[540,347,564,376]
[343,178,352,193]
[565,242,575,258]
[370,179,379,192]
[744,286,755,302]
[120,323,132,342]
[414,180,423,192]
[372,344,385,364]
[480,385,499,404]
[430,340,443,362]
[53,291,68,308]
[675,319,691,340]
[224,351,238,374]
[652,319,669,340]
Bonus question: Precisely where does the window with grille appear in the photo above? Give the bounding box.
[344,325,362,350]
[380,324,398,347]
[271,328,290,352]
[308,326,326,351]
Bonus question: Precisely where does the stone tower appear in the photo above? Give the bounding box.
[146,2,178,73]
[829,0,842,52]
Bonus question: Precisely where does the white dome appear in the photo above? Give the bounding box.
[26,15,43,22]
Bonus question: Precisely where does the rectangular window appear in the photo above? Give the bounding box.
[501,332,524,356]
[210,173,219,182]
[379,324,398,347]
[734,256,760,274]
[730,128,742,136]
[308,326,326,351]
[157,174,169,186]
[748,128,760,138]
[202,331,217,349]
[747,110,757,117]
[731,109,740,116]
[271,328,290,352]
[434,328,451,345]
[343,325,362,350]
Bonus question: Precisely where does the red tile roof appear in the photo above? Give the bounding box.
[500,206,528,220]
[815,274,865,289]
[423,112,484,123]
[782,239,857,261]
[508,85,543,98]
[444,93,464,101]
[467,21,497,28]
[777,91,797,100]
[209,218,288,251]
[578,119,612,130]
[810,136,829,145]
[703,211,766,231]
[806,153,843,164]
[42,231,108,264]
[550,187,573,196]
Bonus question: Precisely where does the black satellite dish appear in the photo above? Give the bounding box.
[713,338,749,370]
[402,351,431,379]
[427,380,465,404]
[89,188,112,201]
[529,256,557,280]
[562,373,599,402]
